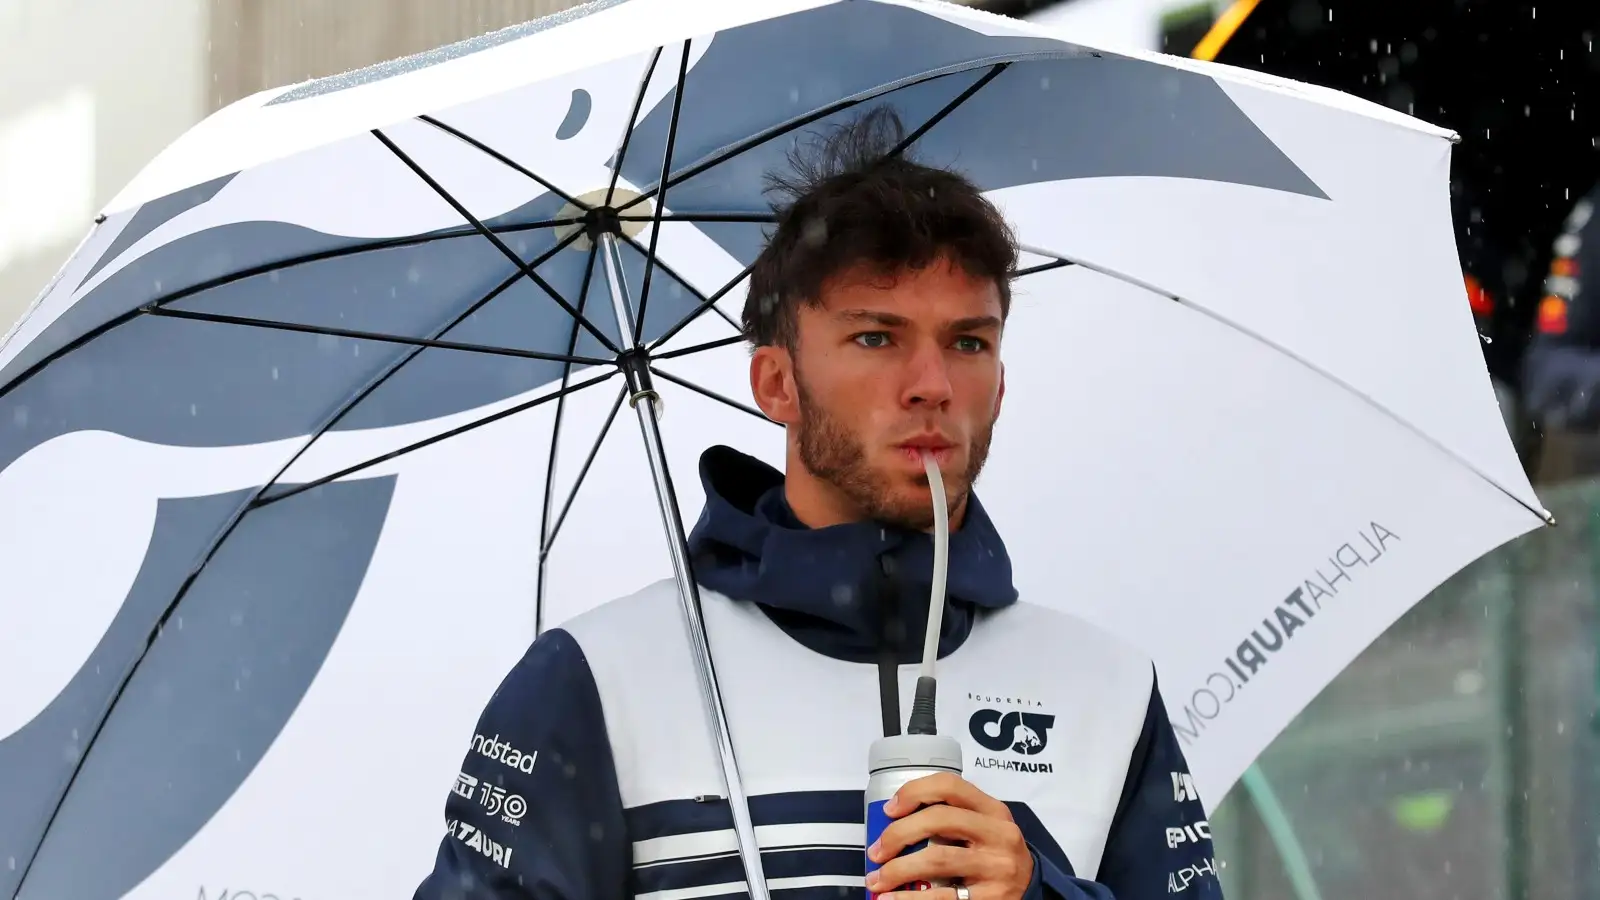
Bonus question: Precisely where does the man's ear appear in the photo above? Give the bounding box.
[750,344,799,425]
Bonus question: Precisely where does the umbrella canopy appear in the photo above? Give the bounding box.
[0,0,1547,897]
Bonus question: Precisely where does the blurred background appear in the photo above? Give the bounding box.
[1,1,1597,897]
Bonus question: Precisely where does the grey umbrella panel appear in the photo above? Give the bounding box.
[9,479,397,900]
[0,3,1338,897]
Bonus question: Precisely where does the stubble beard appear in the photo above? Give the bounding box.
[794,375,994,531]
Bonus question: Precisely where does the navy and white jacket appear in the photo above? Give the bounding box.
[414,446,1223,900]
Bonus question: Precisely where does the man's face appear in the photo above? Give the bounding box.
[751,255,1006,530]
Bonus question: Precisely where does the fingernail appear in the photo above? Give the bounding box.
[884,797,899,815]
[867,840,881,861]
[866,871,880,889]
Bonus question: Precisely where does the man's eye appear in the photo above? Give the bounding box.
[954,336,987,353]
[854,332,891,348]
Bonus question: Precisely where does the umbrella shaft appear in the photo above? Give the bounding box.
[600,232,642,348]
[600,234,771,900]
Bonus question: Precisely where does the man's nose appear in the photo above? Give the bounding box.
[901,342,954,409]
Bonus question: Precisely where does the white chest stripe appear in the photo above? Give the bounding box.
[568,585,1155,881]
[633,822,864,866]
[635,875,864,900]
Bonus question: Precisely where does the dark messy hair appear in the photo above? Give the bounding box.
[742,106,1018,350]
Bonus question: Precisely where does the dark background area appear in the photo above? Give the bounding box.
[1208,0,1600,397]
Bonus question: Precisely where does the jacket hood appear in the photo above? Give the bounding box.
[685,445,1018,664]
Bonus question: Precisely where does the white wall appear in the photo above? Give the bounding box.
[0,0,207,332]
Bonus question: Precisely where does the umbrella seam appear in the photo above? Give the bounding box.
[1013,242,1553,526]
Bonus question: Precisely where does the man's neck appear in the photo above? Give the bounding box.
[780,474,859,530]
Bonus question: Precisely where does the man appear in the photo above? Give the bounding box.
[414,109,1222,900]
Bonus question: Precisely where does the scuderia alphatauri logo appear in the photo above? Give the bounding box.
[967,693,1056,774]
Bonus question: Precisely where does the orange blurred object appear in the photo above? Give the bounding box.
[1464,273,1495,317]
[1537,294,1570,334]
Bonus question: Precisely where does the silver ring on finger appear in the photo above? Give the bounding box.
[954,886,970,900]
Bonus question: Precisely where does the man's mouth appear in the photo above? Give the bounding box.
[894,438,956,466]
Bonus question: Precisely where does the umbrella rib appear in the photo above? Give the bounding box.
[609,46,663,201]
[257,368,618,508]
[0,221,583,404]
[652,334,745,361]
[648,262,754,351]
[632,40,692,343]
[885,63,1009,159]
[1016,258,1076,278]
[420,114,585,209]
[650,365,773,426]
[543,385,628,552]
[536,239,601,636]
[615,62,1009,215]
[143,307,609,366]
[372,127,622,355]
[1020,241,1555,526]
[614,226,743,336]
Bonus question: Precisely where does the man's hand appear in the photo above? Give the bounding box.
[864,772,1034,900]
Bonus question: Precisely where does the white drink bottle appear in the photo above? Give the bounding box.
[865,733,962,896]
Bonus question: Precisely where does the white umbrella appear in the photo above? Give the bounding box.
[0,0,1546,897]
